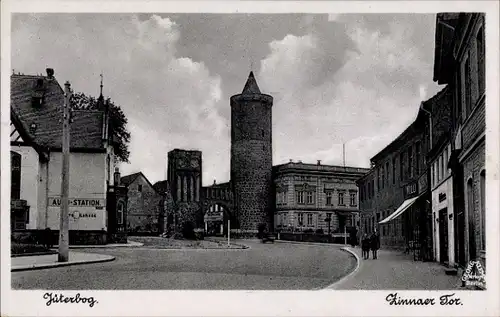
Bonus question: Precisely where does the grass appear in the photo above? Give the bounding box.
[129,236,244,249]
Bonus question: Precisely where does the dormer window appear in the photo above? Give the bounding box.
[31,78,46,107]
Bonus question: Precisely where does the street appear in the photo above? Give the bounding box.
[11,240,356,290]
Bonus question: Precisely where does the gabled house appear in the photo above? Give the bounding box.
[121,172,163,233]
[10,68,124,244]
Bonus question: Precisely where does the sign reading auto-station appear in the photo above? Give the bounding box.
[47,197,106,230]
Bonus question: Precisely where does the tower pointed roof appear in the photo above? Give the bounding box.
[241,71,261,95]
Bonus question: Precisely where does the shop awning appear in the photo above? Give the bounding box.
[379,194,423,224]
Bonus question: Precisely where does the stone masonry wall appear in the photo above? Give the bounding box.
[231,97,273,232]
[126,175,162,232]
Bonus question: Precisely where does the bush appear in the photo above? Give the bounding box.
[315,228,324,234]
[11,243,51,255]
[182,221,196,240]
[194,231,205,240]
[303,228,314,233]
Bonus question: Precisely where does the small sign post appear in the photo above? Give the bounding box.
[227,219,230,247]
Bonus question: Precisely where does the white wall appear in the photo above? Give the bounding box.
[46,152,107,231]
[432,176,455,266]
[11,145,40,229]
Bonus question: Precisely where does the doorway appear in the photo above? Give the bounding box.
[439,208,449,263]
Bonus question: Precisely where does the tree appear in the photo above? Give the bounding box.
[70,92,131,163]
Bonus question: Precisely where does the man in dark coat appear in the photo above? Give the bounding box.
[361,233,370,260]
[370,231,380,259]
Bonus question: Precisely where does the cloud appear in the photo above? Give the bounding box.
[11,13,443,184]
[12,13,225,184]
[259,14,442,168]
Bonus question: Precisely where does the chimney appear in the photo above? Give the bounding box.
[213,179,217,185]
[114,167,121,186]
[289,159,293,163]
[317,160,321,165]
[46,68,54,79]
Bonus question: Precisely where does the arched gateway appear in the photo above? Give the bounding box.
[202,181,235,236]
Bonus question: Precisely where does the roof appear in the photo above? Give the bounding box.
[242,71,261,94]
[370,87,448,163]
[120,172,158,194]
[10,107,49,161]
[153,180,170,194]
[11,73,105,150]
[273,161,370,177]
[120,172,142,186]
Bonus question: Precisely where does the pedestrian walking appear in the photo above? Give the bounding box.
[361,233,370,260]
[370,231,380,260]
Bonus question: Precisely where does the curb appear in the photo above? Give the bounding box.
[275,240,345,247]
[316,247,361,290]
[11,256,116,272]
[51,242,144,249]
[11,251,57,258]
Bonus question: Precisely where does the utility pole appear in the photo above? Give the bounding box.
[58,81,72,262]
[343,143,346,168]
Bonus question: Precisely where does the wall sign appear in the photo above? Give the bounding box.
[49,198,105,208]
[439,193,446,202]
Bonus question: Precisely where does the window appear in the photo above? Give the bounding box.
[436,159,441,183]
[440,154,445,180]
[408,146,413,178]
[11,151,21,200]
[307,213,313,226]
[338,192,345,206]
[415,141,421,175]
[298,213,304,226]
[296,191,305,204]
[350,192,357,206]
[138,184,143,192]
[465,55,473,117]
[431,165,435,187]
[306,191,314,204]
[392,157,396,184]
[325,191,332,205]
[367,183,371,199]
[480,170,486,250]
[371,179,375,197]
[381,166,385,189]
[117,202,124,225]
[385,161,390,187]
[477,26,485,95]
[467,179,477,260]
[377,168,381,191]
[400,152,405,181]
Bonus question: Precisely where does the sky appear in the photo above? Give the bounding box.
[11,13,444,186]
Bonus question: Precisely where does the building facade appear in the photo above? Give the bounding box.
[167,149,203,230]
[121,172,163,233]
[230,72,274,233]
[10,68,124,244]
[358,100,433,260]
[433,13,486,270]
[273,161,369,234]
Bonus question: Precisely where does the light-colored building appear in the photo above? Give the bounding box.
[429,138,455,265]
[10,69,122,244]
[273,161,369,234]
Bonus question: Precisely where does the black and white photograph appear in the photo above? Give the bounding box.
[1,1,499,316]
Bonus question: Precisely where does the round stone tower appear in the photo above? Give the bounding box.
[230,72,273,234]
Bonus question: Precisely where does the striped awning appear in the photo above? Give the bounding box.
[379,194,423,224]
